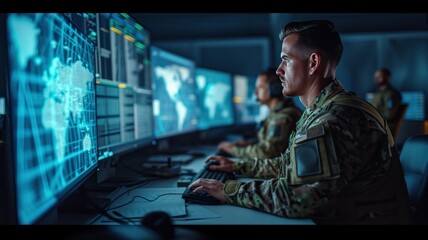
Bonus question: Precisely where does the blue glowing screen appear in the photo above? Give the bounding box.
[7,13,98,224]
[151,46,198,138]
[94,13,153,160]
[233,74,259,124]
[402,91,425,121]
[195,67,234,130]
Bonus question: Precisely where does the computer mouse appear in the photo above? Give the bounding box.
[141,211,174,239]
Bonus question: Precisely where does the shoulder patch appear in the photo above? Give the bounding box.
[268,124,283,138]
[295,139,322,177]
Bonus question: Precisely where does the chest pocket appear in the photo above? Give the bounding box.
[289,123,338,185]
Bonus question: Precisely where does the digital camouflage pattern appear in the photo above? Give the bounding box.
[231,98,302,159]
[370,83,402,129]
[224,80,411,224]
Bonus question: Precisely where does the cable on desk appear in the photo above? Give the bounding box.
[105,176,178,211]
[80,185,130,225]
[112,211,140,225]
[106,193,183,211]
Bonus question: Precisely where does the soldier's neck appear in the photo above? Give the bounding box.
[268,98,280,109]
[300,77,335,109]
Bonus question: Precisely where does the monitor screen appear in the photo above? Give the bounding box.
[401,91,425,121]
[151,46,198,138]
[367,91,426,121]
[6,13,98,224]
[233,74,260,124]
[195,67,234,130]
[94,13,153,161]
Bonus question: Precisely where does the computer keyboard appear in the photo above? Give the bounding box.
[182,160,236,205]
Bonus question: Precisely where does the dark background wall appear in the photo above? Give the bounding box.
[130,13,428,144]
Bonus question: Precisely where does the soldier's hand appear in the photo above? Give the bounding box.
[204,155,234,172]
[234,139,249,147]
[217,141,234,154]
[188,178,226,203]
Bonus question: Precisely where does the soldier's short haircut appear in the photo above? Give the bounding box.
[279,20,343,66]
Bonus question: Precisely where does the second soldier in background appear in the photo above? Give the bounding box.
[217,68,302,159]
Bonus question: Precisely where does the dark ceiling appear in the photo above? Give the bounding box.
[130,13,428,41]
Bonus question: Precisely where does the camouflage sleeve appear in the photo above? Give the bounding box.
[223,177,344,218]
[225,105,387,218]
[232,155,284,179]
[231,114,296,159]
[385,90,402,120]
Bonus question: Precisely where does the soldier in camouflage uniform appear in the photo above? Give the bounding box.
[370,68,402,132]
[217,68,302,159]
[189,20,412,224]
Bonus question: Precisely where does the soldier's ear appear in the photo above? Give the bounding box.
[308,52,321,75]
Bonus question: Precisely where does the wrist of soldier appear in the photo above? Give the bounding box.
[223,180,242,205]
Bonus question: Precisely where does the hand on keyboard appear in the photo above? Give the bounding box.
[182,159,236,205]
[188,178,226,204]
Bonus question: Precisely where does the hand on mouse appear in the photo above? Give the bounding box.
[204,155,234,172]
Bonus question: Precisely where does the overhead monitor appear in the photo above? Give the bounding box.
[4,13,98,224]
[195,67,234,130]
[94,13,154,162]
[150,46,198,138]
[233,74,260,124]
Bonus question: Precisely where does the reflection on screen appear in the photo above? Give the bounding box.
[196,67,234,130]
[6,13,97,224]
[402,91,425,121]
[94,13,153,160]
[233,74,259,124]
[151,46,198,138]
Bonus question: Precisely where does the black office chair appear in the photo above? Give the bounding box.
[399,134,428,224]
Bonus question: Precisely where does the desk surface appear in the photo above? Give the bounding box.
[92,144,314,225]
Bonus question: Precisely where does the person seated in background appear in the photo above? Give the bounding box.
[370,68,402,131]
[190,20,411,224]
[217,67,302,159]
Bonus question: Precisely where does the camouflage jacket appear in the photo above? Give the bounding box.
[224,80,411,224]
[231,98,302,159]
[370,83,402,126]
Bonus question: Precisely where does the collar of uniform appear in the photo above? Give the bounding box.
[308,79,345,111]
[272,98,293,112]
[379,83,392,92]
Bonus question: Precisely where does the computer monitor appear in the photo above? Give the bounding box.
[233,74,260,124]
[94,13,154,165]
[401,91,425,121]
[366,91,426,121]
[3,13,98,224]
[195,67,234,130]
[151,46,198,139]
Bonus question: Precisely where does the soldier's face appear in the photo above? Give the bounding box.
[276,33,311,97]
[374,70,387,86]
[255,75,270,105]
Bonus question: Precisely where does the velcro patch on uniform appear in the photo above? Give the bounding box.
[295,124,325,144]
[387,99,393,109]
[268,124,283,138]
[295,139,322,177]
